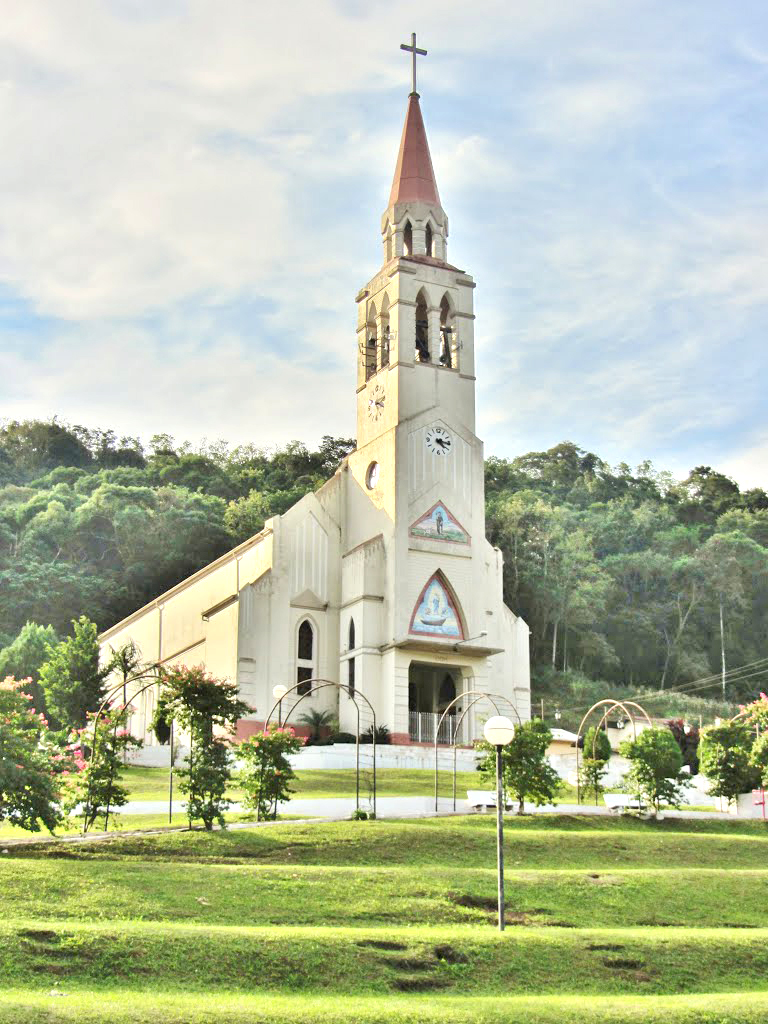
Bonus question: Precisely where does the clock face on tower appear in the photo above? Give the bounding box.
[367,382,386,420]
[425,425,453,456]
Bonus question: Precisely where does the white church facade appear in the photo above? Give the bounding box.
[100,84,531,748]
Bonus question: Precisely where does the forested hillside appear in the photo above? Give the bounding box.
[1,419,766,712]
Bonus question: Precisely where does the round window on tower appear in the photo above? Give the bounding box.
[366,462,380,490]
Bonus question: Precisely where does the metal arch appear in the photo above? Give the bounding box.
[447,691,521,813]
[82,669,160,834]
[575,698,649,805]
[265,678,377,818]
[432,688,519,812]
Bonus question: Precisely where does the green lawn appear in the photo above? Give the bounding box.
[1,815,765,1021]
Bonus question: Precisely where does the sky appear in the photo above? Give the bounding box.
[1,1,767,488]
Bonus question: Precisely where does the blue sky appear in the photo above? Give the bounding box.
[1,1,766,486]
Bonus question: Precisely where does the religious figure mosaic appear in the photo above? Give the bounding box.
[409,573,464,640]
[409,502,470,544]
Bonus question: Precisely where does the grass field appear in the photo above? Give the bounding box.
[1,814,766,1021]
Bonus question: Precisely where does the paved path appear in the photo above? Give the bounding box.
[106,796,733,821]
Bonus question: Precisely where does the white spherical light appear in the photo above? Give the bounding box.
[483,715,515,746]
[272,684,288,700]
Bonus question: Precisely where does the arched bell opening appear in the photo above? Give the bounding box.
[425,222,433,257]
[415,290,429,363]
[379,293,390,369]
[365,299,378,381]
[439,293,455,369]
[403,220,413,256]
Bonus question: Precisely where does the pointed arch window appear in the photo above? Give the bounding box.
[415,291,429,363]
[425,223,433,257]
[296,619,315,695]
[365,301,378,381]
[380,294,390,369]
[403,220,413,256]
[439,294,454,369]
[347,618,356,697]
[408,572,465,640]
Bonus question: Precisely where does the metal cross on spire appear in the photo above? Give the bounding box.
[400,32,427,95]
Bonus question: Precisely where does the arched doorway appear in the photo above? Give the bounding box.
[408,662,468,744]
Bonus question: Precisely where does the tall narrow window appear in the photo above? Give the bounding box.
[296,619,314,695]
[439,294,453,368]
[403,220,413,256]
[425,223,433,257]
[415,291,429,363]
[347,619,356,697]
[385,229,392,262]
[380,295,390,369]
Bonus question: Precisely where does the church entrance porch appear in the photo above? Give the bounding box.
[407,662,468,744]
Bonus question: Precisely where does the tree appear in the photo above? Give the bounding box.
[698,720,758,805]
[160,665,251,830]
[297,708,337,744]
[579,725,612,805]
[38,616,107,731]
[0,621,58,712]
[697,532,768,697]
[477,719,561,814]
[239,726,304,820]
[74,705,142,832]
[620,727,690,815]
[0,676,63,832]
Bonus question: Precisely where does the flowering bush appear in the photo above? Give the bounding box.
[0,676,63,833]
[67,705,142,832]
[239,725,304,821]
[160,665,251,831]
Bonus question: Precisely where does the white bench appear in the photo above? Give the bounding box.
[604,793,645,813]
[466,790,514,812]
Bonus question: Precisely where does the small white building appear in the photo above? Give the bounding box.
[100,88,531,750]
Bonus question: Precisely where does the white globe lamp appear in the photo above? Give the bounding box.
[483,716,515,747]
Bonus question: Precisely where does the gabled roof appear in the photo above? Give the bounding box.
[388,93,441,208]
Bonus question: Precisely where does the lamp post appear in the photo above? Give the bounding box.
[272,685,288,727]
[483,715,516,932]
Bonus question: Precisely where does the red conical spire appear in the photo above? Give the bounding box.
[388,94,441,208]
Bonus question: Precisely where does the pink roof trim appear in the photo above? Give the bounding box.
[388,94,441,208]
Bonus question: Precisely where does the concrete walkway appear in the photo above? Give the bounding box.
[108,796,732,821]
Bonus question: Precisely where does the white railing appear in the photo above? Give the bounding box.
[408,711,467,745]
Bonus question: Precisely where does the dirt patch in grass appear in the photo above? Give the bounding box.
[356,939,408,951]
[390,958,434,972]
[587,944,626,952]
[391,977,451,993]
[603,958,646,970]
[17,929,61,943]
[433,944,469,964]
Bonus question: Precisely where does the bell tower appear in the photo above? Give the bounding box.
[355,58,477,451]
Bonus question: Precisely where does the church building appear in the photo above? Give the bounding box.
[100,67,531,748]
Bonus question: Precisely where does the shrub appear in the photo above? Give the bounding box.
[477,719,561,814]
[72,705,142,832]
[361,723,390,745]
[698,720,758,804]
[239,725,304,821]
[620,727,690,814]
[160,665,251,830]
[328,732,357,744]
[0,676,64,833]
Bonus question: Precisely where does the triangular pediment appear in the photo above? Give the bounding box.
[409,502,470,545]
[290,588,327,611]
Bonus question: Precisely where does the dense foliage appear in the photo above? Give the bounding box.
[239,725,304,820]
[160,664,251,830]
[620,727,691,813]
[477,718,561,813]
[1,421,767,710]
[0,676,63,832]
[74,705,142,832]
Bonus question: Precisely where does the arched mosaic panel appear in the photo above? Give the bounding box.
[408,572,465,640]
[409,502,470,544]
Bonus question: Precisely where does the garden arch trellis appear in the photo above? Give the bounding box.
[433,689,522,812]
[264,678,378,817]
[575,698,653,804]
